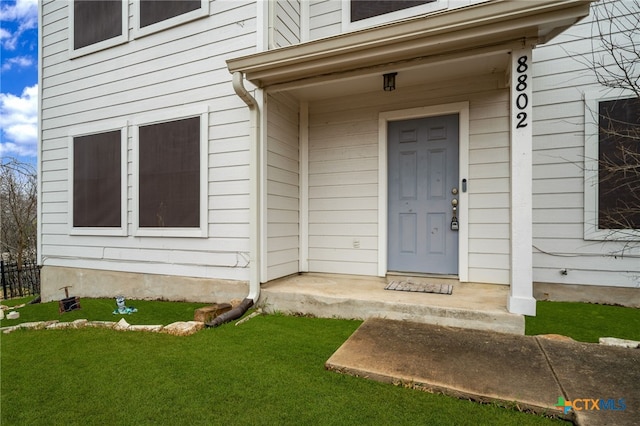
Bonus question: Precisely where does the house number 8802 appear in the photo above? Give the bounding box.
[515,55,528,129]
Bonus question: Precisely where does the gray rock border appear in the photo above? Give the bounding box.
[1,318,205,336]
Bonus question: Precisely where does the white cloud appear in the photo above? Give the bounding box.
[0,84,38,157]
[2,55,33,71]
[0,0,38,50]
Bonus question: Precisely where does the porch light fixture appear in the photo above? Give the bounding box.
[383,72,397,91]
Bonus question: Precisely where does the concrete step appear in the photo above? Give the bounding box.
[257,274,524,334]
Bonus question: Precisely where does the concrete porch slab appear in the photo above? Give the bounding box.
[258,273,524,334]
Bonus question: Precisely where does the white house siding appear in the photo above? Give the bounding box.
[39,1,259,287]
[531,1,640,289]
[273,0,301,48]
[266,93,300,281]
[308,75,511,283]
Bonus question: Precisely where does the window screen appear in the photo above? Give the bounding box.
[73,130,122,227]
[138,117,200,228]
[598,97,640,229]
[140,0,201,28]
[73,0,123,50]
[350,0,435,22]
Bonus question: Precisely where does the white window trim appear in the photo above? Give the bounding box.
[132,0,209,40]
[583,90,640,241]
[342,0,448,32]
[132,105,209,238]
[378,102,470,281]
[68,0,129,59]
[68,120,128,236]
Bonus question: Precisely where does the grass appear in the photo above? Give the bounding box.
[1,296,210,325]
[0,298,564,426]
[526,301,640,343]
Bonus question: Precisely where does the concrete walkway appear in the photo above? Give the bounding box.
[326,318,639,425]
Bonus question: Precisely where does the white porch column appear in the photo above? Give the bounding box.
[508,47,537,316]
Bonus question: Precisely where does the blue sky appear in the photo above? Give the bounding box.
[1,0,38,163]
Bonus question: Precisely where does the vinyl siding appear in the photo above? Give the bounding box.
[531,0,640,288]
[40,0,258,281]
[308,75,510,282]
[273,0,301,47]
[266,93,300,280]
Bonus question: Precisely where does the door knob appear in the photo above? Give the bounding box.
[451,198,458,207]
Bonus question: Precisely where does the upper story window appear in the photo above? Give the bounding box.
[140,0,202,27]
[344,0,445,31]
[70,0,128,57]
[135,0,209,39]
[351,0,436,22]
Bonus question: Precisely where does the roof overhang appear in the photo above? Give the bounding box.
[227,0,592,89]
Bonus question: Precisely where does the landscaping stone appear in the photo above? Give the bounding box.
[599,337,640,348]
[114,318,131,331]
[537,334,575,342]
[72,319,89,328]
[129,324,163,332]
[47,321,74,329]
[19,321,46,330]
[6,311,20,320]
[86,321,117,329]
[194,303,232,323]
[162,321,204,336]
[1,326,20,334]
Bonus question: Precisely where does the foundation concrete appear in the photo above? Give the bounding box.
[534,282,640,308]
[40,266,248,304]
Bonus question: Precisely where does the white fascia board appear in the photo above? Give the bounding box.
[227,0,592,87]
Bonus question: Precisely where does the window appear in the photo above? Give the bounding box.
[133,107,208,237]
[134,0,209,38]
[344,0,444,31]
[69,123,127,235]
[584,93,640,240]
[350,0,436,22]
[597,98,640,229]
[70,0,127,56]
[140,0,201,27]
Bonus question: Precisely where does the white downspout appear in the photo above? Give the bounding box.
[232,71,261,303]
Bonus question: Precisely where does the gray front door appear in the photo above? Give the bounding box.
[388,115,459,274]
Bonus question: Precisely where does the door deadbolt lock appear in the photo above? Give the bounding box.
[452,187,458,195]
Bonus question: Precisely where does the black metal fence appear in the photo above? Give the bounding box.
[1,259,40,300]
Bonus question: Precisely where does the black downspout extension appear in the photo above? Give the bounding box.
[205,298,254,328]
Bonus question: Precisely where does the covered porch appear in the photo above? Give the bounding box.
[226,0,592,320]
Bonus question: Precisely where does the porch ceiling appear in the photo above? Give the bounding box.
[227,0,592,93]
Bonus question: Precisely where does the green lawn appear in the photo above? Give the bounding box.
[1,296,210,325]
[1,298,564,425]
[526,301,640,343]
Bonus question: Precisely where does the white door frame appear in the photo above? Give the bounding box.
[378,102,470,281]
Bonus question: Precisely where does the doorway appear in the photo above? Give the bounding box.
[387,114,459,275]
